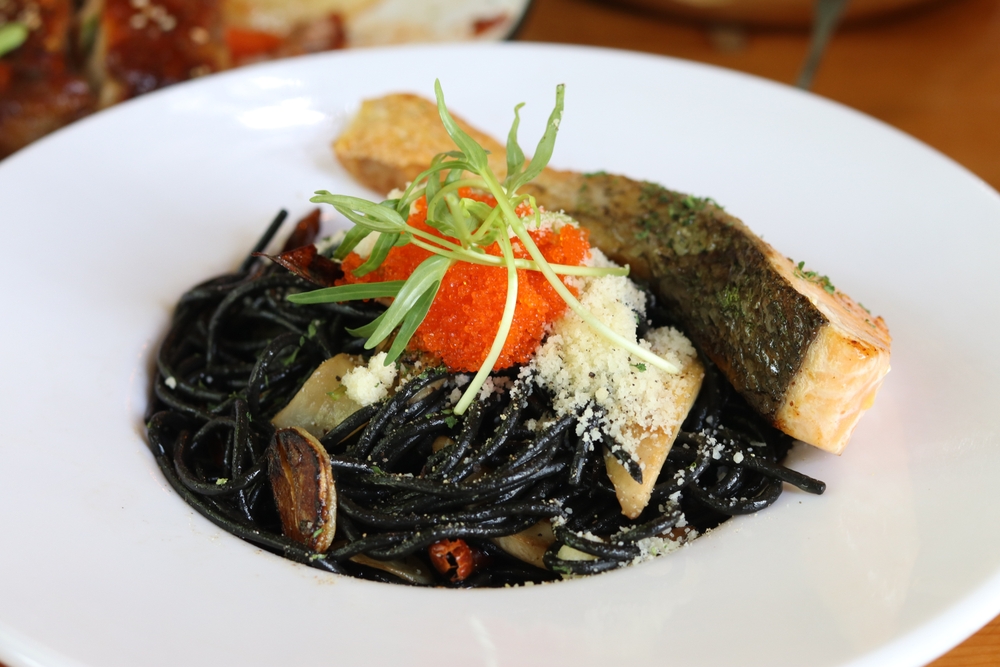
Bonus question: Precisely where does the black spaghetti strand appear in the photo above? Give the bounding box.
[240,209,288,273]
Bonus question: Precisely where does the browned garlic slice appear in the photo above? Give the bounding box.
[272,353,363,438]
[267,427,337,553]
[349,554,434,586]
[492,520,555,569]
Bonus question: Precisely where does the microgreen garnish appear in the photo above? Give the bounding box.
[289,81,679,414]
[794,261,836,294]
[0,23,28,58]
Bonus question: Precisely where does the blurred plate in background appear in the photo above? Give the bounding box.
[604,0,939,26]
[0,0,532,158]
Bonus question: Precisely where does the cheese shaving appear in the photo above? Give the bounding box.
[342,352,397,405]
[533,258,698,458]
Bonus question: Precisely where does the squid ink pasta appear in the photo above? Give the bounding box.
[145,210,826,587]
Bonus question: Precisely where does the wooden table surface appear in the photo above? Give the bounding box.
[517,0,1000,665]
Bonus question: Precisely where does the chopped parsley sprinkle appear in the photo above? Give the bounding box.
[794,261,836,294]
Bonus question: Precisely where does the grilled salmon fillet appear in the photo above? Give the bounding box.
[525,171,891,455]
[331,94,891,455]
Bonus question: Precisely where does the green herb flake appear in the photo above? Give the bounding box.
[793,260,836,294]
[631,363,647,372]
[718,285,740,311]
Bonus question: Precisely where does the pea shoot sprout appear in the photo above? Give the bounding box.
[289,80,679,414]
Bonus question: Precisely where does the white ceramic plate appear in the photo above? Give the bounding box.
[1,43,998,667]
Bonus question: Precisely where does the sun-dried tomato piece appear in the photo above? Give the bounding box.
[281,208,322,253]
[428,538,489,582]
[257,244,341,287]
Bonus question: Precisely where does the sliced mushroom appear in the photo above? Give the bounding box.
[430,435,454,453]
[604,351,704,519]
[349,554,435,586]
[555,545,599,562]
[492,520,555,569]
[272,353,363,438]
[267,427,336,553]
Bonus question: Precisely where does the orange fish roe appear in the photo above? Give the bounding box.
[340,189,590,372]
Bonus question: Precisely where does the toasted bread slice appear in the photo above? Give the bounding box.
[333,93,508,195]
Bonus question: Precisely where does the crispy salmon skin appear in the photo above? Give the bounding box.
[331,93,891,455]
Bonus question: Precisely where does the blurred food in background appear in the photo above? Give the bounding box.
[0,1,94,159]
[0,0,528,159]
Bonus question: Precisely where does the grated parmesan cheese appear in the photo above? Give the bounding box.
[523,209,577,233]
[352,230,380,260]
[532,266,698,459]
[342,352,397,405]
